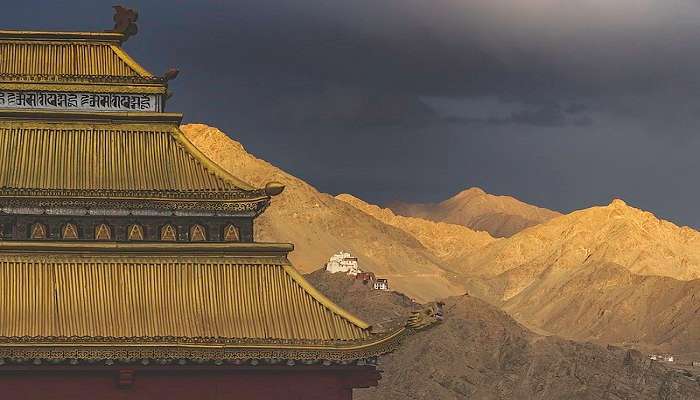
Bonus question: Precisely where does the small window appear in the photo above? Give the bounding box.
[95,223,112,240]
[160,224,177,241]
[62,223,79,240]
[30,223,48,240]
[190,224,206,242]
[223,224,240,242]
[127,224,144,241]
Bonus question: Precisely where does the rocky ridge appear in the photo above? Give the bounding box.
[305,271,700,400]
[388,187,561,238]
[180,123,463,302]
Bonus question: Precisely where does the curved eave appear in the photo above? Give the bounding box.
[283,266,370,330]
[0,328,407,362]
[110,44,153,77]
[171,126,256,191]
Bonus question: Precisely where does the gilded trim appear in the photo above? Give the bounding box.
[0,82,166,94]
[0,195,269,215]
[0,329,407,362]
[283,265,371,330]
[0,109,182,123]
[172,127,255,191]
[0,30,125,42]
[110,44,154,77]
[0,242,290,253]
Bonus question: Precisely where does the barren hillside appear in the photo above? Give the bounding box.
[457,199,700,301]
[306,271,700,400]
[180,124,463,302]
[337,193,700,355]
[388,187,560,238]
[336,193,496,265]
[503,261,700,356]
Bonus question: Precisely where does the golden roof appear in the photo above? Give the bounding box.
[0,110,268,211]
[0,30,164,93]
[0,242,408,362]
[0,21,416,366]
[0,39,148,77]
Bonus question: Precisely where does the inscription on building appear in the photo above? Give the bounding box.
[0,91,161,112]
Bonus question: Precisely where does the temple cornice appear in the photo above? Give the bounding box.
[0,30,126,43]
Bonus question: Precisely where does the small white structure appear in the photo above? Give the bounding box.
[325,251,362,276]
[373,279,389,291]
[649,354,675,363]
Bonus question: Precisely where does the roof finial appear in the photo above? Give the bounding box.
[163,68,180,81]
[112,5,138,41]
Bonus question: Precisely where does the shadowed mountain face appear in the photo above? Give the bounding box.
[388,187,561,238]
[502,262,700,357]
[305,271,700,400]
[180,124,464,302]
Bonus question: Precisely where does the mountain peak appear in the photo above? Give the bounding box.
[609,198,627,208]
[390,187,560,238]
[455,187,486,197]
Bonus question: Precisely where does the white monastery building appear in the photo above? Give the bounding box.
[325,251,362,275]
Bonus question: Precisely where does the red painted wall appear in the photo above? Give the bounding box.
[0,366,379,400]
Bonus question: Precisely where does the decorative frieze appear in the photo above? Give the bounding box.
[0,90,161,112]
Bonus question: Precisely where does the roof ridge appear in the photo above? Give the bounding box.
[0,30,125,42]
[282,265,371,331]
[109,44,153,77]
[171,126,255,191]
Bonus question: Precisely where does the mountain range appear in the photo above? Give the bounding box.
[306,270,700,400]
[181,124,464,302]
[182,123,700,363]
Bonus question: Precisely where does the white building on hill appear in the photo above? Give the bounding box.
[325,251,362,275]
[373,279,389,291]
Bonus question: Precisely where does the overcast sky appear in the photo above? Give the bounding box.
[3,1,700,226]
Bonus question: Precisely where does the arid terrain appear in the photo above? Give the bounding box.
[183,123,700,397]
[182,124,464,302]
[306,271,700,400]
[338,188,700,357]
[388,187,561,238]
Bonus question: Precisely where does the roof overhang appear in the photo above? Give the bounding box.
[0,30,126,43]
[0,109,183,124]
[0,240,294,257]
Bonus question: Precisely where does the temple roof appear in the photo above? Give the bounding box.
[0,10,420,366]
[0,31,150,77]
[0,242,409,362]
[0,30,165,93]
[0,110,269,213]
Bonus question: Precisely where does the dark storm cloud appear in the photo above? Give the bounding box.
[442,102,588,127]
[2,1,700,226]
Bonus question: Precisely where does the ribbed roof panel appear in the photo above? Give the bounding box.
[0,257,369,341]
[0,41,142,76]
[0,121,248,192]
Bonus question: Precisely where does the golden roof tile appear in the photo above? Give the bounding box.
[0,112,256,198]
[0,30,151,78]
[0,242,406,362]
